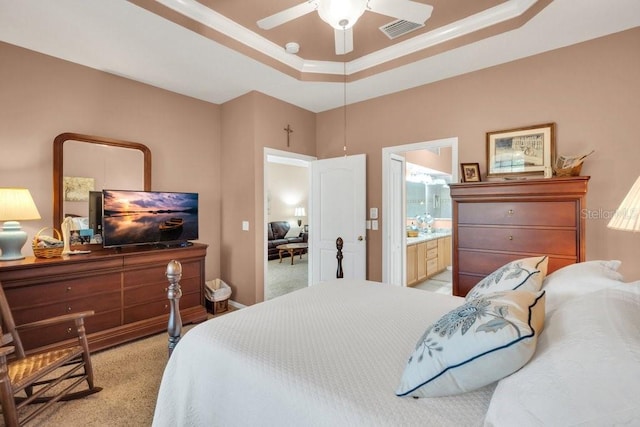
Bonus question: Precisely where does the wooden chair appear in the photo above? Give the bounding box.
[0,283,102,426]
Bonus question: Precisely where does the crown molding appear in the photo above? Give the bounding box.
[158,0,539,77]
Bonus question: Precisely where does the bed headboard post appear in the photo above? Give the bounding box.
[336,237,344,279]
[165,260,183,357]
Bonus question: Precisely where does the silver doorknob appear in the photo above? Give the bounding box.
[358,236,364,241]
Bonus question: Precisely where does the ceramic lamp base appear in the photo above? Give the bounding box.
[0,221,28,261]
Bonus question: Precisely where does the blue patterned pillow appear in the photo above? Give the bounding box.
[396,290,545,398]
[465,256,548,301]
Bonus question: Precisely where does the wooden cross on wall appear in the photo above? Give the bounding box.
[284,124,293,147]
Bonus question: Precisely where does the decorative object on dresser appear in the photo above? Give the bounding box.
[0,283,102,426]
[553,150,595,177]
[486,123,555,178]
[0,243,208,354]
[450,176,589,297]
[460,163,481,182]
[607,175,640,232]
[0,188,42,261]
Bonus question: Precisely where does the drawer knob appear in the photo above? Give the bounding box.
[67,306,72,312]
[66,286,72,292]
[508,235,513,240]
[507,209,514,215]
[66,327,72,334]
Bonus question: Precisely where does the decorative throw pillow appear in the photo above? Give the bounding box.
[465,256,548,301]
[396,290,545,398]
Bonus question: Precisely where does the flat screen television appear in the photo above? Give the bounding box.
[102,190,198,248]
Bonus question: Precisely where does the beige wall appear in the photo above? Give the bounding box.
[317,27,640,282]
[0,41,222,282]
[405,147,453,174]
[220,91,316,305]
[2,27,639,309]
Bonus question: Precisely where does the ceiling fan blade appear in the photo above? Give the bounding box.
[367,0,433,24]
[257,1,318,30]
[334,27,354,55]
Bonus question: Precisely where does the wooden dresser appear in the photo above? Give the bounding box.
[0,243,208,354]
[450,177,589,297]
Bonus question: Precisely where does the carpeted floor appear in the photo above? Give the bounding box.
[265,256,308,300]
[19,308,236,427]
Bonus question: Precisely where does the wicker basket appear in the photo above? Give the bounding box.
[553,163,583,177]
[32,227,64,258]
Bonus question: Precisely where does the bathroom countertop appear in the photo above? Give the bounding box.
[406,231,451,245]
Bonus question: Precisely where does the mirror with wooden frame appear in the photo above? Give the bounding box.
[53,133,152,238]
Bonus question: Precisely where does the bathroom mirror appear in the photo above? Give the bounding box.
[53,132,152,233]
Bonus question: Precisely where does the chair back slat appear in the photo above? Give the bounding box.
[0,283,25,358]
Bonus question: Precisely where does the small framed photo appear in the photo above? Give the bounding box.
[461,163,481,182]
[486,123,556,177]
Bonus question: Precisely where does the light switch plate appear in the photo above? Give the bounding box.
[370,207,378,219]
[242,221,249,231]
[372,220,379,230]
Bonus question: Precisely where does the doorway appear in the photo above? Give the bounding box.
[264,149,315,300]
[381,138,459,287]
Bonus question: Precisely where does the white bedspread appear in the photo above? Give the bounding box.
[153,279,496,426]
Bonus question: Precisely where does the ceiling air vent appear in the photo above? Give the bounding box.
[379,19,424,40]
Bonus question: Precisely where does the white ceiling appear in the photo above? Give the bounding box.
[0,0,639,113]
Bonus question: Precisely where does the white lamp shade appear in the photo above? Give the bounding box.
[0,188,41,221]
[318,0,367,29]
[607,176,640,232]
[294,207,306,217]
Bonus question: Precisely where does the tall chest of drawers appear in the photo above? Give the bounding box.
[450,177,589,297]
[0,243,208,354]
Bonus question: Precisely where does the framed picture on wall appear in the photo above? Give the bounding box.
[486,122,556,177]
[460,163,481,182]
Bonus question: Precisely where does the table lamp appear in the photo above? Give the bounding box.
[0,188,42,261]
[294,207,306,227]
[607,176,640,232]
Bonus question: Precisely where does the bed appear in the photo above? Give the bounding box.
[153,258,640,426]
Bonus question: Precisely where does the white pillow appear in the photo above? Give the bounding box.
[484,282,640,426]
[465,256,548,301]
[396,290,545,398]
[542,260,624,313]
[284,226,301,238]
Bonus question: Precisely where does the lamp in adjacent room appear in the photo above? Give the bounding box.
[0,188,42,261]
[607,176,640,232]
[294,207,306,227]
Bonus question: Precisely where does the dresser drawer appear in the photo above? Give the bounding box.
[19,310,121,351]
[5,273,121,310]
[123,261,200,288]
[458,201,577,227]
[124,276,200,306]
[458,226,577,256]
[123,292,201,324]
[458,250,577,276]
[11,291,121,325]
[427,248,438,260]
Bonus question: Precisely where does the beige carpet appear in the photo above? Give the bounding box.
[265,257,308,300]
[17,309,235,426]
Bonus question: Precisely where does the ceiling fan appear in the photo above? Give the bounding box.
[257,0,433,55]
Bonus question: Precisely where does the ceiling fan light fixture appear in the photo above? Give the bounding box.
[318,0,367,30]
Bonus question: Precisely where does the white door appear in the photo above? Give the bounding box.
[310,154,367,284]
[384,154,405,286]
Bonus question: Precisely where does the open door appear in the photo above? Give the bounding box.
[310,154,366,283]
